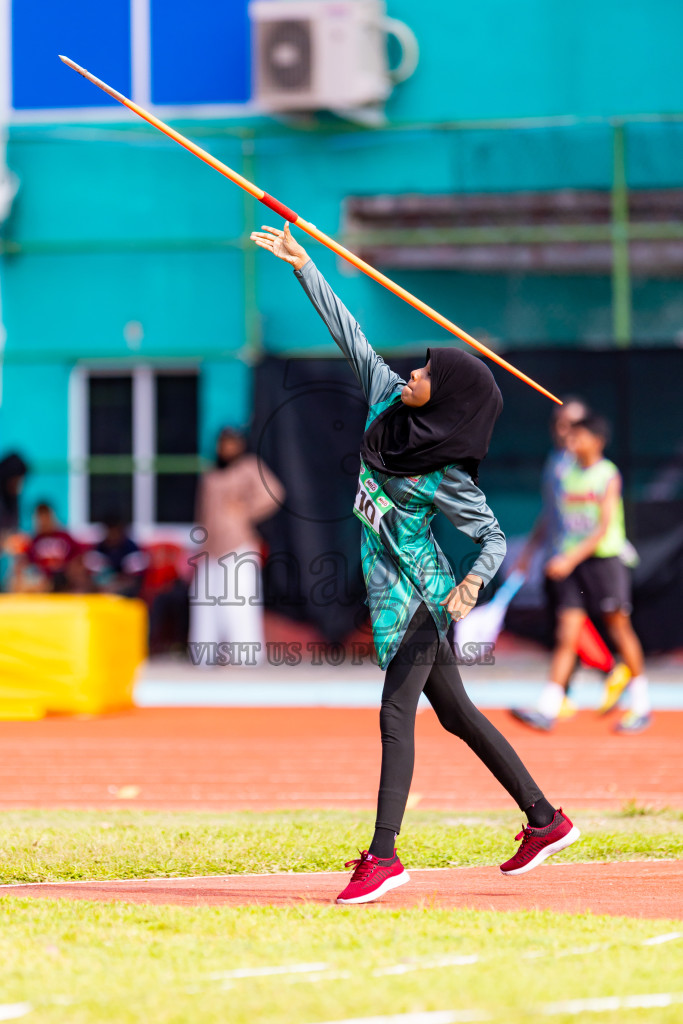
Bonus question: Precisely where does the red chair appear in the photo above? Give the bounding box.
[141,542,185,605]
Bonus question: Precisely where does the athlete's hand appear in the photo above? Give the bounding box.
[249,223,310,271]
[544,554,574,580]
[441,574,483,622]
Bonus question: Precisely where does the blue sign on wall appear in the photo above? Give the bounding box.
[10,0,250,111]
[151,0,250,105]
[12,0,131,109]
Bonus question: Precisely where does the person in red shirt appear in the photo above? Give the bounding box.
[24,502,84,592]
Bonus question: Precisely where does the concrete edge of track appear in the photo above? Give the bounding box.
[134,679,683,709]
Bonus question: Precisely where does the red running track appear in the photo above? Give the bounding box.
[3,861,683,919]
[0,708,681,810]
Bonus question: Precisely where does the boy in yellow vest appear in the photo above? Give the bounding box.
[513,413,650,733]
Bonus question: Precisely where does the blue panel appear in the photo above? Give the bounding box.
[11,0,130,110]
[151,0,250,105]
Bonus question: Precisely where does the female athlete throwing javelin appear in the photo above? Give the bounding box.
[251,223,580,905]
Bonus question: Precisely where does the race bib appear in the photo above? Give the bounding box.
[353,461,395,535]
[564,511,596,536]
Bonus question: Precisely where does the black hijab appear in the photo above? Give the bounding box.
[360,348,503,482]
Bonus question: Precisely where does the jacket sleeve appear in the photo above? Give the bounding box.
[294,259,404,406]
[433,468,507,586]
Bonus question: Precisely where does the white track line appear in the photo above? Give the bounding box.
[287,971,352,986]
[374,955,480,976]
[540,992,683,1015]
[0,1005,31,1022]
[532,942,605,959]
[210,962,330,980]
[0,857,675,889]
[641,930,682,945]
[0,874,230,889]
[205,931,681,987]
[0,870,346,889]
[307,1013,490,1024]
[308,994,683,1024]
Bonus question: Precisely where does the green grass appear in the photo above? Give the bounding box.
[0,898,681,1024]
[1,809,681,1022]
[0,807,681,884]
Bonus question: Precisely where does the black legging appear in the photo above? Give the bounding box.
[376,602,544,834]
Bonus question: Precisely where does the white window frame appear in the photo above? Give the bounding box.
[68,362,199,542]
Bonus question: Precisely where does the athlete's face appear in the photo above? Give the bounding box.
[217,435,246,463]
[567,425,603,462]
[401,361,432,407]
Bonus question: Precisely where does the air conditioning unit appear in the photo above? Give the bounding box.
[250,0,417,112]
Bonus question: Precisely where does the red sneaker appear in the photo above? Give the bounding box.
[336,850,409,904]
[500,809,580,876]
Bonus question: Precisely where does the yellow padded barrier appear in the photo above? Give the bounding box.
[0,595,147,717]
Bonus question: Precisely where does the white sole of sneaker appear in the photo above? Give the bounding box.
[336,870,410,905]
[500,825,581,876]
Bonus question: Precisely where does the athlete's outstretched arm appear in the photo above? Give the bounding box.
[250,223,403,407]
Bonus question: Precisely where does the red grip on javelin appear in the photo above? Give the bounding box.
[260,192,299,223]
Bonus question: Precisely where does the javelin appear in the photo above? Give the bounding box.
[59,55,561,404]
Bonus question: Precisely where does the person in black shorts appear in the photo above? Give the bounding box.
[512,414,650,734]
[554,553,632,618]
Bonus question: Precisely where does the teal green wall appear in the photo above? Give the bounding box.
[0,362,70,523]
[200,359,252,455]
[2,0,683,524]
[383,0,683,122]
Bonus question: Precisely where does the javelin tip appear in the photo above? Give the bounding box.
[58,55,81,71]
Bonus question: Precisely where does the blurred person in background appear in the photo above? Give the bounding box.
[84,516,149,598]
[0,452,28,534]
[513,398,631,720]
[189,427,284,665]
[147,544,192,657]
[0,453,29,592]
[515,397,590,719]
[516,396,589,580]
[513,414,650,734]
[14,501,88,593]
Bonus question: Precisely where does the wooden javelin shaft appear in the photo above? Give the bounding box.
[59,55,561,404]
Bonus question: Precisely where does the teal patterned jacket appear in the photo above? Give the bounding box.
[295,260,507,669]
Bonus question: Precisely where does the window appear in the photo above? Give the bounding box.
[69,366,199,528]
[88,375,134,523]
[155,373,199,524]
